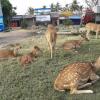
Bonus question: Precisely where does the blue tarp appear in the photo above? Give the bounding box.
[69,15,81,25]
[69,15,81,19]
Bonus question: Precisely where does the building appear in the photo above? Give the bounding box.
[34,8,51,25]
[0,1,4,31]
[11,15,35,27]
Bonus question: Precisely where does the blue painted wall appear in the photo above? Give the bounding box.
[0,16,4,31]
[0,1,4,31]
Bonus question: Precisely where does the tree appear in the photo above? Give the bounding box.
[28,7,34,15]
[50,2,61,12]
[70,0,80,11]
[85,0,99,9]
[50,3,55,12]
[55,2,61,11]
[1,0,16,27]
[43,5,46,8]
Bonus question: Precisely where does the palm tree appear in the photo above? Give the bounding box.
[70,0,79,11]
[50,3,61,12]
[28,7,34,15]
[50,3,55,12]
[55,2,61,11]
[85,0,99,9]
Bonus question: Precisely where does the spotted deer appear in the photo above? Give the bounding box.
[54,57,100,94]
[45,24,57,59]
[19,46,42,66]
[86,23,100,40]
[0,43,21,58]
[62,34,89,52]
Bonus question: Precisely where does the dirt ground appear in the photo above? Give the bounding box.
[0,29,33,48]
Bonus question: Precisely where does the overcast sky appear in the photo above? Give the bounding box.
[9,0,86,15]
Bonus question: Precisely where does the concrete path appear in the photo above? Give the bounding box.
[0,29,33,48]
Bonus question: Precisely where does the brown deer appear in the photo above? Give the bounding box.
[19,46,42,66]
[54,57,100,94]
[62,34,89,52]
[85,23,100,40]
[45,24,57,59]
[0,43,21,58]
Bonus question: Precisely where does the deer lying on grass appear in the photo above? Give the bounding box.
[45,24,57,59]
[54,57,100,94]
[85,23,100,40]
[62,34,89,52]
[19,46,42,66]
[0,43,21,58]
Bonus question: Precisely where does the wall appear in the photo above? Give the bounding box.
[0,1,4,31]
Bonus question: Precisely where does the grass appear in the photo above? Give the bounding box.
[0,34,100,100]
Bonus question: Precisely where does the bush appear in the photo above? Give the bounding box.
[63,19,73,26]
[21,19,28,29]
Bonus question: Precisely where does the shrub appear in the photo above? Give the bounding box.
[63,19,73,26]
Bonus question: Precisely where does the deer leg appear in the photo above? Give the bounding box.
[79,75,100,89]
[96,31,99,39]
[50,48,53,59]
[70,89,93,94]
[49,43,53,59]
[78,83,92,89]
[90,74,100,84]
[47,42,51,51]
[70,83,93,94]
[86,30,90,40]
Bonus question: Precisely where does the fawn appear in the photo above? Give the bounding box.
[19,46,42,66]
[0,43,21,58]
[54,57,100,94]
[45,24,57,59]
[85,23,100,40]
[62,34,89,52]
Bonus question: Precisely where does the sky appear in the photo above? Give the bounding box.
[9,0,86,15]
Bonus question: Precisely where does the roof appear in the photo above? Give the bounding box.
[12,15,23,19]
[23,15,34,18]
[34,8,51,11]
[12,15,34,20]
[69,15,81,19]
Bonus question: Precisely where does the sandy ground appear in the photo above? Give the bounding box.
[0,29,33,48]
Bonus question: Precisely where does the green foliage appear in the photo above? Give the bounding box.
[63,19,73,26]
[50,2,61,12]
[28,7,34,15]
[1,0,16,27]
[21,19,28,29]
[70,0,80,11]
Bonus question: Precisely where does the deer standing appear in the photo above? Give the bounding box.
[45,24,57,59]
[85,23,100,40]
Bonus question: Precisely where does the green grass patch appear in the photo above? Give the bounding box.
[0,35,100,100]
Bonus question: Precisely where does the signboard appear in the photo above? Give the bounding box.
[36,15,51,22]
[34,8,51,15]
